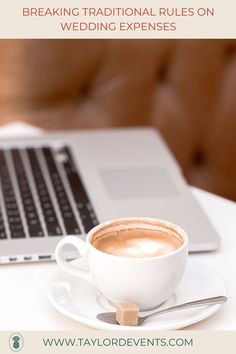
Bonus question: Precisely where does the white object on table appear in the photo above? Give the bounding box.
[0,121,43,137]
[0,123,235,330]
[48,257,226,330]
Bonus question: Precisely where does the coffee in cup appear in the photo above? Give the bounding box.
[55,218,188,310]
[91,227,183,258]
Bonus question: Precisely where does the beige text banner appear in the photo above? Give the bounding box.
[0,0,235,38]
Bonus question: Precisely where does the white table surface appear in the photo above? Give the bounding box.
[0,123,235,330]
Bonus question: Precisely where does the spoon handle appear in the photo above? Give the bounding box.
[141,296,227,322]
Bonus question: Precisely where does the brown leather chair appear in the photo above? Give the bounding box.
[0,39,236,200]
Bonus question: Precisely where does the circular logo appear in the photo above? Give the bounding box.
[9,333,24,352]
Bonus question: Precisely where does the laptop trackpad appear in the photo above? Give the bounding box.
[100,167,179,199]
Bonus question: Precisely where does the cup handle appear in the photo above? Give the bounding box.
[55,236,93,284]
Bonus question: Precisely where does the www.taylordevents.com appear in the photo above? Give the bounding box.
[42,337,194,348]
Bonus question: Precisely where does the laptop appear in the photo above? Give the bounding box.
[0,127,220,263]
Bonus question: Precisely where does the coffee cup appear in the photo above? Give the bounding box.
[55,217,188,310]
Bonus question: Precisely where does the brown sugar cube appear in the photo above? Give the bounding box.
[116,303,139,326]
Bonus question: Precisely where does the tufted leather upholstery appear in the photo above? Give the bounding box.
[0,40,236,200]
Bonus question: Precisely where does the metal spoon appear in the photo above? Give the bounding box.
[96,295,227,325]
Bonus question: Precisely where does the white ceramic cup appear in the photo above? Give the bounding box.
[55,217,188,310]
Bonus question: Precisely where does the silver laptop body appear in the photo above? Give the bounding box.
[0,127,220,264]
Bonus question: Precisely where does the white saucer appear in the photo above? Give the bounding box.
[48,259,226,330]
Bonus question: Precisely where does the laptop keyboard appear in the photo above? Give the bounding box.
[12,149,44,237]
[0,150,26,239]
[42,147,81,235]
[27,148,63,237]
[0,207,6,239]
[0,145,99,240]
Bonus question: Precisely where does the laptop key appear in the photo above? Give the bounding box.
[11,149,44,238]
[42,147,81,235]
[27,148,63,237]
[0,208,7,239]
[62,146,99,233]
[0,232,6,239]
[0,150,26,239]
[11,231,25,239]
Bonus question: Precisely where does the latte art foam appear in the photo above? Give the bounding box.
[92,228,183,258]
